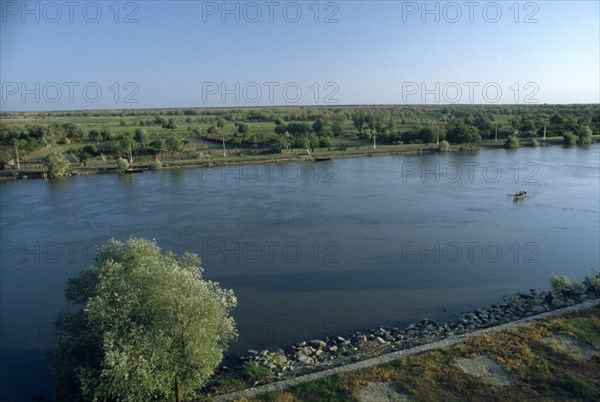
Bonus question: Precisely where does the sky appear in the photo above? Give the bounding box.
[1,0,599,111]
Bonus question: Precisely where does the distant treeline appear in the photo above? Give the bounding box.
[1,104,598,165]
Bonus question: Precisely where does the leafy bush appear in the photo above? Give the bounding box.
[242,362,271,382]
[116,157,129,171]
[584,274,600,294]
[572,281,586,296]
[150,159,163,170]
[438,140,450,152]
[46,153,70,177]
[550,275,572,298]
[550,275,585,299]
[508,292,523,309]
[52,238,237,402]
[531,138,539,147]
[577,126,593,145]
[504,134,520,149]
[562,132,577,146]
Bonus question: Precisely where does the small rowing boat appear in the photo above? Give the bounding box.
[513,192,527,200]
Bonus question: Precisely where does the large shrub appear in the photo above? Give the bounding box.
[52,238,237,401]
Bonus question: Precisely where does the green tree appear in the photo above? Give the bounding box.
[114,133,138,160]
[116,157,129,171]
[352,110,367,137]
[438,140,450,152]
[88,129,101,141]
[52,238,237,402]
[504,134,520,149]
[445,124,481,144]
[563,131,577,146]
[312,118,325,134]
[417,127,436,143]
[134,128,149,146]
[165,134,184,152]
[237,122,249,134]
[149,139,163,152]
[100,126,113,141]
[46,153,70,177]
[319,136,333,148]
[577,126,593,145]
[162,119,178,130]
[63,123,84,139]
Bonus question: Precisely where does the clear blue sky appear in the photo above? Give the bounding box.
[1,0,598,111]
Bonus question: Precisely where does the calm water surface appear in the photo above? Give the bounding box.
[1,145,599,400]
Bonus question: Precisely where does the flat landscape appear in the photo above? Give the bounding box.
[1,1,598,401]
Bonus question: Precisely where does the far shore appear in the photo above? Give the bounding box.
[1,136,597,182]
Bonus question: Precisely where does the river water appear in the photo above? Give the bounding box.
[1,145,599,400]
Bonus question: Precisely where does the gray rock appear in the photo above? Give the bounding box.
[297,355,313,365]
[375,337,387,345]
[309,339,326,350]
[328,345,338,353]
[272,354,287,365]
[247,349,258,356]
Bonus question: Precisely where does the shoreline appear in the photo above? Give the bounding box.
[206,298,600,401]
[2,137,594,183]
[199,279,600,400]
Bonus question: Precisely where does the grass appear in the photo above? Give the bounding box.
[4,106,598,174]
[230,307,600,401]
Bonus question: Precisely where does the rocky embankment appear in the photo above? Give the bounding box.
[211,283,599,390]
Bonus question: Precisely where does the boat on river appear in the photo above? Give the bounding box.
[513,191,527,200]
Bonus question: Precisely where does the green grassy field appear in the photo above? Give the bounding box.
[1,104,597,169]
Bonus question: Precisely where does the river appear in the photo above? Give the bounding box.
[1,144,599,400]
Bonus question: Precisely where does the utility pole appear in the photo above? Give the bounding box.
[373,132,376,149]
[494,124,498,143]
[14,142,20,170]
[436,127,440,146]
[543,123,547,142]
[222,136,226,157]
[129,143,133,163]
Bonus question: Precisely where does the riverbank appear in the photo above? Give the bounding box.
[1,136,597,182]
[209,301,600,401]
[198,274,600,400]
